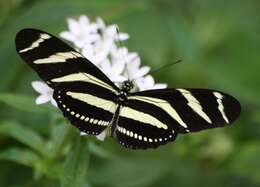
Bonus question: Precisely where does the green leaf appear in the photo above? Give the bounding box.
[0,147,40,167]
[89,157,170,187]
[88,141,115,159]
[228,142,260,184]
[48,123,72,159]
[0,121,49,157]
[60,136,89,187]
[0,93,55,113]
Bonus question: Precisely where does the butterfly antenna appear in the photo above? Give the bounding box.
[130,59,182,82]
[116,26,130,80]
[149,59,182,75]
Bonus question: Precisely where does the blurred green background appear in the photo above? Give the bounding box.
[0,0,259,187]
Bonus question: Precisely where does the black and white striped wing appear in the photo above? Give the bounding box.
[116,88,240,149]
[15,28,118,135]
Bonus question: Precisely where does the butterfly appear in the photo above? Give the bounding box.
[15,28,241,149]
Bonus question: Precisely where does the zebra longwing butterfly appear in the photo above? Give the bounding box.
[15,28,241,149]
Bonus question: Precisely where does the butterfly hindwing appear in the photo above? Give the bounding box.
[15,28,119,135]
[130,88,240,133]
[116,116,177,149]
[116,88,240,149]
[53,89,116,135]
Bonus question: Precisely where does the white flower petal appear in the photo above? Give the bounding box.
[131,55,141,65]
[106,25,117,36]
[80,132,87,136]
[152,83,168,89]
[112,62,125,74]
[89,23,98,32]
[126,56,140,73]
[111,75,127,83]
[88,34,100,43]
[74,40,85,49]
[96,17,106,29]
[82,44,94,60]
[67,18,80,35]
[132,66,150,79]
[59,31,75,42]
[144,75,155,86]
[80,130,107,141]
[79,15,89,28]
[94,49,111,64]
[135,75,156,91]
[118,33,129,41]
[35,94,51,105]
[31,81,52,94]
[100,59,111,73]
[96,130,106,141]
[50,98,58,107]
[127,53,138,62]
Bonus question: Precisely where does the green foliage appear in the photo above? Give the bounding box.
[0,0,259,186]
[0,93,54,113]
[60,136,90,187]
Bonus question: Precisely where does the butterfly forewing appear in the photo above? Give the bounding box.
[15,28,119,135]
[130,88,241,133]
[15,28,119,92]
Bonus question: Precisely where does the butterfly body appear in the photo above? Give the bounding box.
[109,105,121,137]
[15,28,241,149]
[116,80,134,105]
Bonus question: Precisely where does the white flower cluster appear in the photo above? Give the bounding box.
[32,15,167,107]
[60,15,167,90]
[31,15,167,140]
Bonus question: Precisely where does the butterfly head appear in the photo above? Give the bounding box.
[121,80,134,93]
